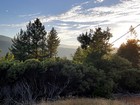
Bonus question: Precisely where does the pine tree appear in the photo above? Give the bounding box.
[90,27,112,55]
[77,27,112,62]
[10,29,29,61]
[10,18,48,61]
[47,27,60,58]
[26,18,47,59]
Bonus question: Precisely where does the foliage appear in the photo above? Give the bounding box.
[0,59,116,104]
[27,19,48,60]
[73,47,88,63]
[10,18,48,61]
[0,61,14,85]
[107,55,132,87]
[1,22,140,104]
[77,27,113,65]
[117,39,140,68]
[10,29,29,61]
[78,27,112,54]
[23,59,41,71]
[47,27,60,58]
[109,55,132,71]
[80,67,114,98]
[7,61,24,82]
[118,68,140,93]
[0,52,14,61]
[90,27,112,55]
[77,32,92,49]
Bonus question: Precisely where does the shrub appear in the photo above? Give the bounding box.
[118,69,140,93]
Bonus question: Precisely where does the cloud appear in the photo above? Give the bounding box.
[0,23,26,28]
[18,13,41,18]
[55,0,139,24]
[2,0,140,47]
[94,0,104,3]
[38,0,140,46]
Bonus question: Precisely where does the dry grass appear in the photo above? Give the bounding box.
[37,98,133,105]
[119,96,140,105]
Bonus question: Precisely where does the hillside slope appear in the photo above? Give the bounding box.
[0,35,76,59]
[0,35,12,57]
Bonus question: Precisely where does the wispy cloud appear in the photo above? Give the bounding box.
[0,23,26,28]
[2,0,140,47]
[94,0,104,3]
[39,0,140,46]
[18,12,41,18]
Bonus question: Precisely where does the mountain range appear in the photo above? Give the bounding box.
[0,35,77,59]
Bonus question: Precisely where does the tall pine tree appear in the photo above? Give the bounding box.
[26,18,47,59]
[47,27,60,58]
[10,18,48,61]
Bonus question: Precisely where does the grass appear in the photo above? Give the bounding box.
[37,98,133,105]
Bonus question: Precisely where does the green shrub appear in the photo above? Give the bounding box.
[118,69,140,93]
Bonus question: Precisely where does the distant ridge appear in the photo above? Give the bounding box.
[0,35,12,57]
[0,35,12,41]
[0,35,76,59]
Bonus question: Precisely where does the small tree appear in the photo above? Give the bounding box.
[90,27,112,55]
[73,47,88,63]
[47,27,60,58]
[117,39,140,68]
[10,29,29,61]
[77,27,112,64]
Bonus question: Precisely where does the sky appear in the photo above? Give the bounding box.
[0,0,140,47]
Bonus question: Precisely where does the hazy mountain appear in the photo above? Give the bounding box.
[0,35,13,57]
[57,46,76,59]
[0,35,77,59]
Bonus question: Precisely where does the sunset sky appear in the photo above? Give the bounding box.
[0,0,140,47]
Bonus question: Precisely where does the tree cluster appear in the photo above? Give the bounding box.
[75,27,112,65]
[10,18,60,61]
[74,27,140,69]
[0,18,140,104]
